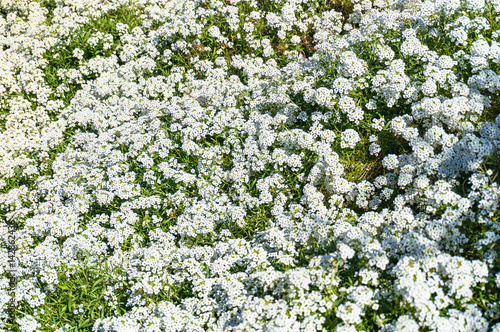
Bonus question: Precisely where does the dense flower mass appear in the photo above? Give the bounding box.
[0,0,499,330]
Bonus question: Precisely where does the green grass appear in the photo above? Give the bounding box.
[7,259,129,331]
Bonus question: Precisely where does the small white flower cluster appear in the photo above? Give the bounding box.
[16,314,41,332]
[340,129,361,149]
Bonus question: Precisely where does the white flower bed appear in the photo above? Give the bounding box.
[0,0,499,330]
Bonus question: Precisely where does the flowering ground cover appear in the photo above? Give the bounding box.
[1,0,500,330]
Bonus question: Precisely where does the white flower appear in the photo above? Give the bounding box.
[491,323,500,332]
[243,22,255,34]
[73,48,84,60]
[369,143,381,156]
[17,315,41,332]
[421,79,437,96]
[448,27,468,46]
[465,0,485,10]
[375,43,395,61]
[332,77,353,95]
[338,95,356,113]
[291,35,301,45]
[208,25,221,39]
[495,272,500,289]
[337,243,355,261]
[340,129,361,149]
[366,99,377,110]
[382,154,399,170]
[386,315,419,332]
[336,302,363,325]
